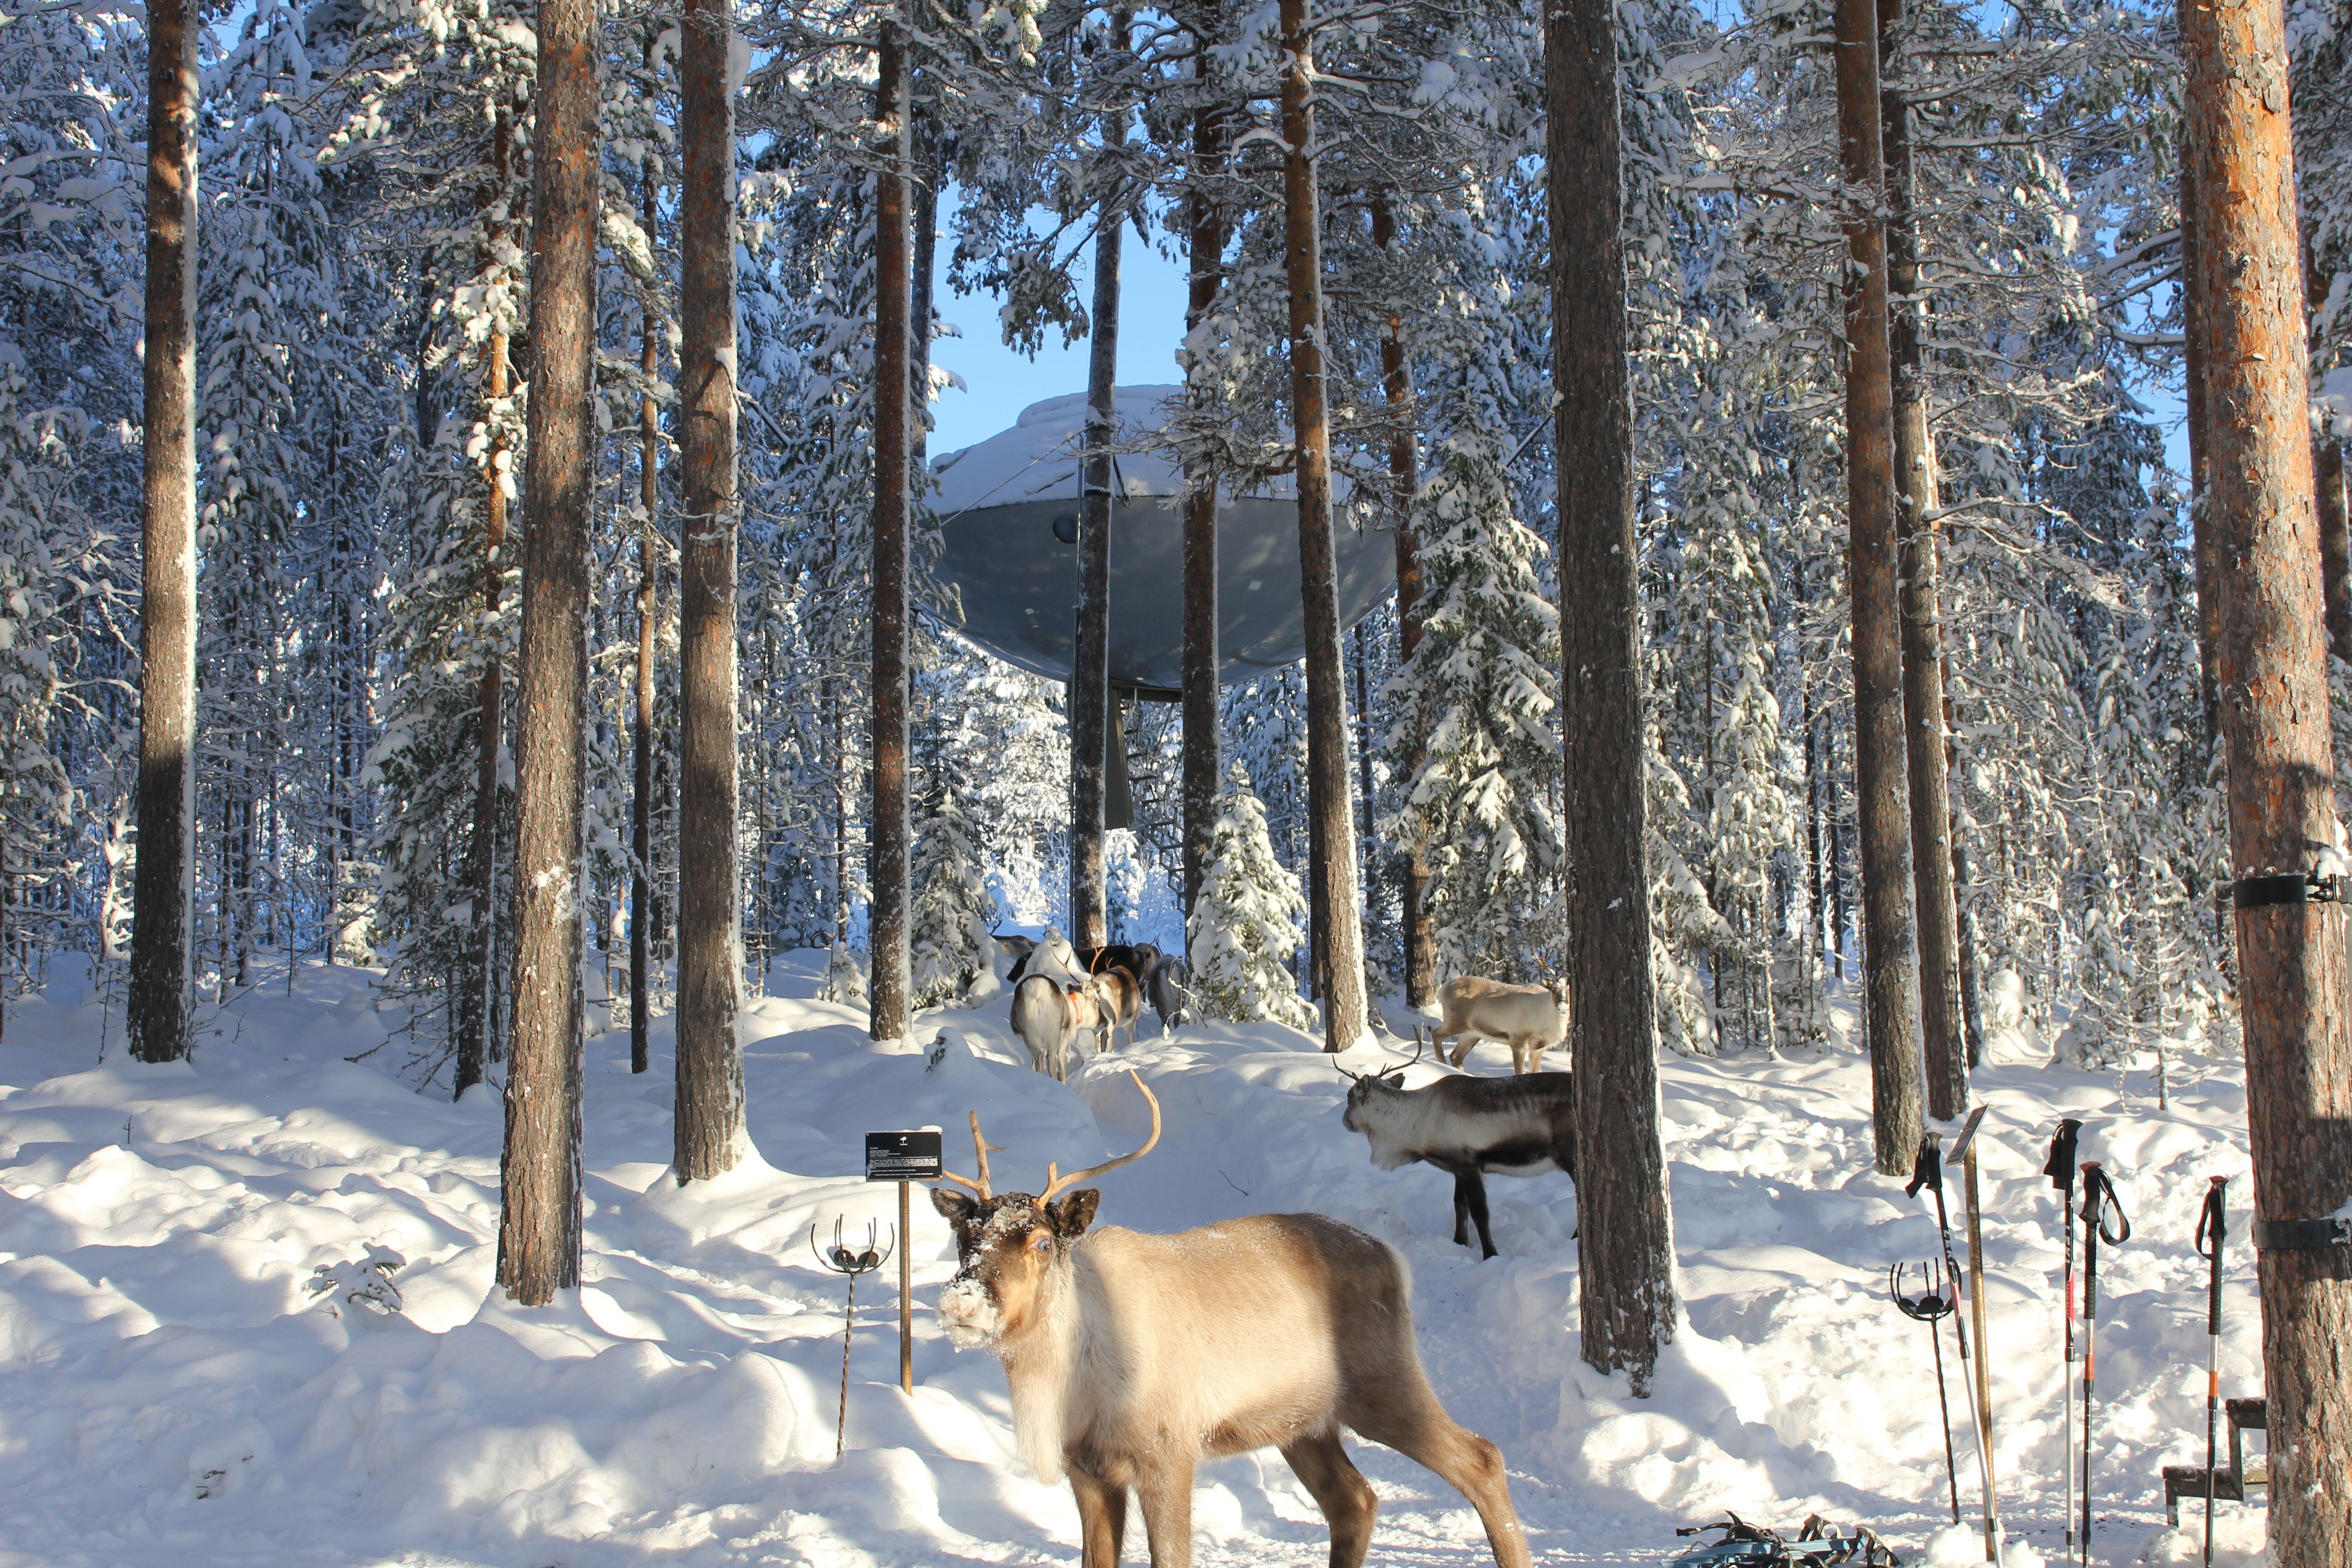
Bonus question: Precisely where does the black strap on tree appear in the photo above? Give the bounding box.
[2231,869,2347,908]
[2250,1215,2352,1249]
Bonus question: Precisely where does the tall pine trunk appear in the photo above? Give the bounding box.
[1550,0,1675,1390]
[674,0,743,1180]
[1878,0,1962,1121]
[2182,2,2352,1560]
[1279,0,1368,1051]
[867,15,913,1043]
[1834,0,1923,1174]
[1072,66,1126,951]
[457,108,515,1101]
[1372,196,1433,1009]
[632,162,658,1077]
[1179,44,1226,925]
[128,0,199,1064]
[498,0,598,1306]
[2309,235,2352,666]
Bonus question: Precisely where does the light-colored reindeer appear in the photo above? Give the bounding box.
[1431,975,1571,1073]
[928,1075,1532,1568]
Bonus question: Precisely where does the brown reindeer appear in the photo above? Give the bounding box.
[929,1075,1533,1568]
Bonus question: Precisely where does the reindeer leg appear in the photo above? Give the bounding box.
[1347,1400,1530,1568]
[1450,1168,1475,1249]
[1133,1454,1196,1568]
[1279,1429,1378,1568]
[1069,1465,1128,1568]
[1465,1171,1498,1259]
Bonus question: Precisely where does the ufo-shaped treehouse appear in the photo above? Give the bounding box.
[930,385,1398,695]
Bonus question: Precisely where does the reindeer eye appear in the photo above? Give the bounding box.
[1028,1230,1053,1253]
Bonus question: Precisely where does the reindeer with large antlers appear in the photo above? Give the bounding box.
[929,1072,1533,1568]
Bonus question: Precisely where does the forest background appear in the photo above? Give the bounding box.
[3,0,2349,1087]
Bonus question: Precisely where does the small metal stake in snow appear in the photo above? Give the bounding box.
[1947,1106,2000,1561]
[811,1217,893,1457]
[866,1129,943,1396]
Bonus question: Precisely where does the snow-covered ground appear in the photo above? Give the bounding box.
[0,956,2272,1567]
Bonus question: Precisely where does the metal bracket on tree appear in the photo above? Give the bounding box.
[2229,871,2347,909]
[2250,1217,2352,1250]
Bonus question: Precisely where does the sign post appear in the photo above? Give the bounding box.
[865,1129,942,1394]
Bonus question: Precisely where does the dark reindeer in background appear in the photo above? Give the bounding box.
[1339,1044,1577,1259]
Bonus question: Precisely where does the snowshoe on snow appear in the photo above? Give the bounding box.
[1666,1513,1902,1566]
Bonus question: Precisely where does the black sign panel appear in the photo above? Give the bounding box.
[866,1129,943,1181]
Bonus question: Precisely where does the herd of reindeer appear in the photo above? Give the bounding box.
[921,934,1587,1565]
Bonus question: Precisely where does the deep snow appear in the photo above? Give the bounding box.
[0,955,2274,1567]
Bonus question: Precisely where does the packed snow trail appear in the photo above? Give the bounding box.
[0,957,2270,1566]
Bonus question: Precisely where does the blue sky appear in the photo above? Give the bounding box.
[924,204,1194,456]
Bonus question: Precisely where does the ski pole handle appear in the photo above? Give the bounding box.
[2195,1176,2226,1335]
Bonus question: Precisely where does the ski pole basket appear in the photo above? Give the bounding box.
[1667,1514,1902,1566]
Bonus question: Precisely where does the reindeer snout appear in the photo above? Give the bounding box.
[937,1277,1000,1346]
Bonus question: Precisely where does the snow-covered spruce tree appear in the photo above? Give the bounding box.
[340,0,537,1078]
[1189,763,1315,1031]
[908,775,995,1008]
[0,344,122,988]
[1378,426,1562,983]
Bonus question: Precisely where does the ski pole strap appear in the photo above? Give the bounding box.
[1907,1132,1943,1198]
[2197,1178,2225,1335]
[2251,1216,2352,1250]
[2231,870,2347,908]
[2083,1164,2131,1245]
[2194,1178,2225,1262]
[2043,1118,2082,1191]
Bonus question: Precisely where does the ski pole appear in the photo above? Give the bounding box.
[2193,1176,2226,1568]
[2078,1161,2130,1567]
[1952,1107,2000,1563]
[2043,1118,2083,1562]
[1891,1259,1963,1523]
[1914,1124,1998,1558]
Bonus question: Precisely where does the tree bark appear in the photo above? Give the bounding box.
[1835,0,1923,1174]
[498,0,598,1306]
[1550,0,1676,1391]
[1179,45,1227,926]
[2183,2,2352,1561]
[1279,0,1369,1050]
[127,0,198,1064]
[458,107,515,1101]
[1072,64,1126,951]
[1878,0,1962,1122]
[868,16,913,1043]
[674,0,743,1181]
[633,161,657,1077]
[1372,196,1434,1009]
[2310,236,2352,666]
[2181,112,2223,751]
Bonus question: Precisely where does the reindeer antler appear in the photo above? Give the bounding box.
[1039,1071,1161,1205]
[937,1110,1006,1198]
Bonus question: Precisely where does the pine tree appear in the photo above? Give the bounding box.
[909,785,995,1008]
[1189,763,1314,1032]
[1379,427,1562,981]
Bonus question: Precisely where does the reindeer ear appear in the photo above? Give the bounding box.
[1045,1189,1102,1240]
[931,1186,979,1228]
